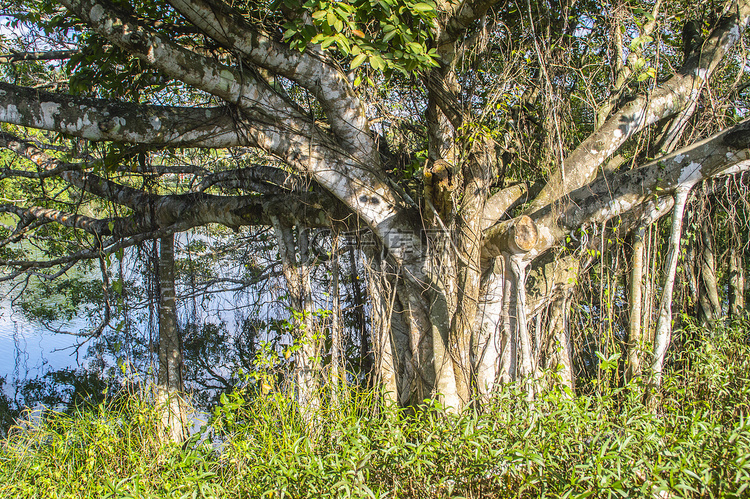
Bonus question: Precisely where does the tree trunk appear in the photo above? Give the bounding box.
[330,236,342,407]
[729,233,746,318]
[509,254,534,382]
[543,290,575,391]
[5,0,750,421]
[626,223,646,383]
[643,223,658,348]
[699,216,722,324]
[349,247,371,381]
[156,233,189,443]
[449,142,495,405]
[525,251,583,390]
[367,253,417,406]
[475,258,505,397]
[367,264,397,404]
[272,217,321,419]
[647,189,691,408]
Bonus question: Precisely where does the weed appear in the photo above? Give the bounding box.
[2,324,749,498]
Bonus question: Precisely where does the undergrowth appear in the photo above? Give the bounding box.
[1,322,749,498]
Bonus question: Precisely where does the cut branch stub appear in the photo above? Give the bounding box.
[511,216,538,253]
[482,215,538,257]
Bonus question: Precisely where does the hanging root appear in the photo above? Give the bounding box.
[647,187,691,408]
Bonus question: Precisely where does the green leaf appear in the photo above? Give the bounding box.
[412,2,434,12]
[335,34,350,54]
[335,6,351,18]
[302,25,318,40]
[383,29,398,42]
[350,53,367,69]
[407,41,423,53]
[369,54,385,71]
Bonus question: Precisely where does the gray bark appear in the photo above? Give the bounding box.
[475,258,504,396]
[0,83,247,147]
[647,188,692,408]
[485,120,750,260]
[626,223,646,384]
[729,239,746,318]
[699,217,723,324]
[626,198,674,383]
[166,0,375,156]
[542,291,574,391]
[4,0,750,413]
[366,255,400,404]
[156,233,189,443]
[271,217,321,419]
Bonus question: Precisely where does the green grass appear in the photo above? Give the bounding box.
[2,323,749,498]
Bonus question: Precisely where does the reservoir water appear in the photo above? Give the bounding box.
[0,299,85,395]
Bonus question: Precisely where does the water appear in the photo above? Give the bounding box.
[0,299,85,395]
[0,228,324,405]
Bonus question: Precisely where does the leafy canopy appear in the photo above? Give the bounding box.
[280,0,439,75]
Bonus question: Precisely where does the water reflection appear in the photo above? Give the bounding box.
[0,301,85,394]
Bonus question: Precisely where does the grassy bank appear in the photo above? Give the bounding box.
[1,324,749,498]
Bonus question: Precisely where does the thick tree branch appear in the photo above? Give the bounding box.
[3,2,472,284]
[0,50,79,63]
[0,203,131,237]
[0,188,353,272]
[0,83,407,258]
[1,3,409,256]
[437,0,500,49]
[60,0,308,126]
[1,134,358,276]
[167,0,375,157]
[198,165,313,194]
[0,83,247,147]
[484,119,750,258]
[526,0,750,213]
[426,68,465,130]
[481,182,529,229]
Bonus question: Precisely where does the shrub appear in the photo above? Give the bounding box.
[2,323,749,498]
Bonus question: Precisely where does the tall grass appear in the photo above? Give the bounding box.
[2,322,749,498]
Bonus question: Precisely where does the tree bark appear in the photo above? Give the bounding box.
[543,290,575,391]
[485,120,750,260]
[729,233,746,318]
[647,188,691,408]
[626,198,674,384]
[5,0,750,417]
[475,258,504,397]
[699,216,723,325]
[626,223,646,384]
[156,233,189,443]
[272,217,321,419]
[367,259,399,405]
[527,2,750,213]
[330,236,342,407]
